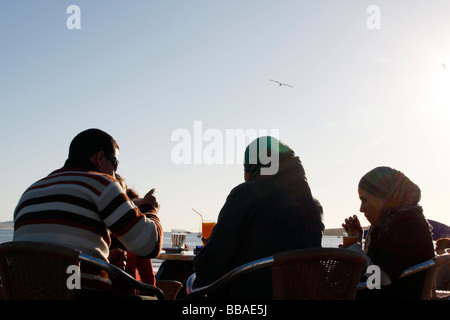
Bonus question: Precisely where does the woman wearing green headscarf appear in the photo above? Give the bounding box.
[193,137,324,299]
[342,166,434,299]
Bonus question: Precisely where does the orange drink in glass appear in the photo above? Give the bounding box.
[343,234,359,246]
[201,221,216,244]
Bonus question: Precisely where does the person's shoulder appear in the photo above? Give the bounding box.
[312,197,324,213]
[395,207,426,224]
[392,207,432,236]
[229,180,262,195]
[222,182,258,204]
[89,171,116,183]
[53,167,117,186]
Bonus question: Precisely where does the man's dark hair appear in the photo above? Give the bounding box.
[64,128,119,170]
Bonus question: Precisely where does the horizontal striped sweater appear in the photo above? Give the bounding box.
[13,167,163,289]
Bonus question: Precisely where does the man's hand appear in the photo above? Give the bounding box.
[132,188,160,213]
[142,188,160,210]
[109,248,127,270]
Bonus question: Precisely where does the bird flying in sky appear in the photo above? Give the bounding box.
[270,79,293,88]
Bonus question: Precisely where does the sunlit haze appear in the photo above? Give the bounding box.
[1,1,449,232]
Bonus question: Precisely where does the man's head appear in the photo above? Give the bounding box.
[66,128,119,176]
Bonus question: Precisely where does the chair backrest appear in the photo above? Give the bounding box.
[396,254,450,300]
[358,258,437,299]
[408,259,438,300]
[155,280,183,300]
[0,241,165,300]
[272,248,367,300]
[187,248,367,300]
[431,253,450,300]
[0,241,80,300]
[185,256,275,299]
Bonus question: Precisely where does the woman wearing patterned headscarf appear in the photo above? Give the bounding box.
[343,166,434,299]
[193,137,324,299]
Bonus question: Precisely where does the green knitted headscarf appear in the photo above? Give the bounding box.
[243,136,295,180]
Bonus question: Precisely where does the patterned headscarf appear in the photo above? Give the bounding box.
[358,166,421,210]
[359,166,426,244]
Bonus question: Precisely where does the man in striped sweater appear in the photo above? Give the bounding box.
[13,128,163,292]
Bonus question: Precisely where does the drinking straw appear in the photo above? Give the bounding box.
[191,208,204,222]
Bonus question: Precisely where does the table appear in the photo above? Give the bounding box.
[154,251,197,298]
[156,252,196,262]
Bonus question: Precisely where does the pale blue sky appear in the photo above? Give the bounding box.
[1,1,450,232]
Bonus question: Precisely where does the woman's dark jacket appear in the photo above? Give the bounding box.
[193,171,324,299]
[358,207,434,299]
